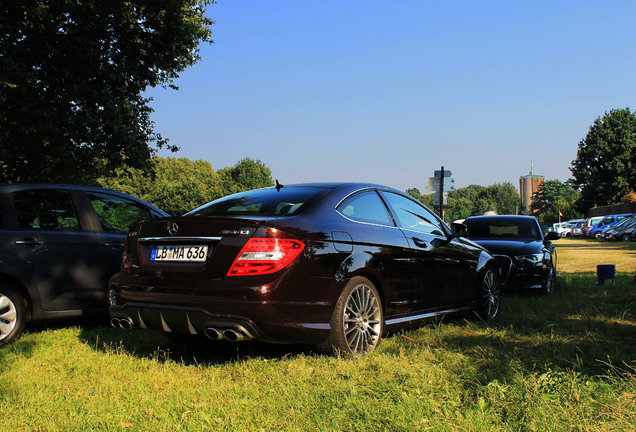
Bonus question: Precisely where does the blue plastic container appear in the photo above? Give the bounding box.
[596,264,616,285]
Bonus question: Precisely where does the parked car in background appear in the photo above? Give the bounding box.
[565,219,585,237]
[0,184,168,346]
[587,214,635,239]
[581,216,604,237]
[463,215,559,294]
[552,222,571,237]
[603,216,636,241]
[108,182,501,357]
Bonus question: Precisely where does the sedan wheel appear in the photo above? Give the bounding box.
[0,287,27,346]
[319,277,383,357]
[622,233,631,242]
[542,265,556,295]
[475,267,500,320]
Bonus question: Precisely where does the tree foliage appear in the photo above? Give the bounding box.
[406,188,433,208]
[217,158,275,195]
[444,183,520,221]
[570,108,636,210]
[0,0,214,184]
[530,180,581,223]
[97,157,273,215]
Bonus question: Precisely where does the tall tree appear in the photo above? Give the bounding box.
[446,183,520,220]
[98,156,274,215]
[98,157,223,215]
[0,1,214,184]
[217,158,274,195]
[531,180,581,222]
[570,108,636,210]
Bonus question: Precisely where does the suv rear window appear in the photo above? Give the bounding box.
[186,187,329,217]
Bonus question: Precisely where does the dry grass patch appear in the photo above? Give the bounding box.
[555,237,636,274]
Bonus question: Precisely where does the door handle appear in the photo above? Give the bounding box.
[105,241,126,249]
[412,237,428,248]
[15,238,44,247]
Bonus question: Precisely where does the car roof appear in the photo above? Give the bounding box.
[1,183,121,193]
[465,215,537,221]
[240,182,406,197]
[0,183,168,215]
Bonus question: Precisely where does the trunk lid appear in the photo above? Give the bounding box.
[129,217,267,279]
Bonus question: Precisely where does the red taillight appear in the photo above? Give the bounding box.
[227,238,305,276]
[121,238,132,273]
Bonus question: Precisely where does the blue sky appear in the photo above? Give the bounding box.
[147,1,636,192]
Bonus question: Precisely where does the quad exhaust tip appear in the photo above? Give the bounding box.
[205,327,252,342]
[110,318,252,341]
[110,317,134,330]
[204,327,223,340]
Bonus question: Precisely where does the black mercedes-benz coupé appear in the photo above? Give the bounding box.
[108,183,501,356]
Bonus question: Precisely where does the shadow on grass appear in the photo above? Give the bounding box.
[78,324,318,366]
[55,275,635,378]
[411,274,636,384]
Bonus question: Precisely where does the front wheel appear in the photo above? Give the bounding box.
[542,265,556,295]
[0,286,28,346]
[318,276,383,357]
[474,266,500,320]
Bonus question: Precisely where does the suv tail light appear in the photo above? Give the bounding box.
[227,238,305,276]
[121,238,132,273]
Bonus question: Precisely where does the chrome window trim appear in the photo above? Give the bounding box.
[334,187,397,228]
[139,236,222,243]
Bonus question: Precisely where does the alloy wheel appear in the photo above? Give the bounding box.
[342,283,382,354]
[544,266,556,295]
[0,294,18,342]
[480,268,500,319]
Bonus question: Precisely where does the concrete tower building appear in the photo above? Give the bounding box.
[519,163,544,214]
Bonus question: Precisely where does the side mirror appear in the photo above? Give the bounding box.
[545,231,559,241]
[451,222,468,237]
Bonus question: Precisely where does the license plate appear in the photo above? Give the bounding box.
[151,245,208,262]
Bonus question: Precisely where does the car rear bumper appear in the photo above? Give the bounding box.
[108,271,340,344]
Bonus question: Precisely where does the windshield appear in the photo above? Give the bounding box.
[464,217,541,240]
[185,187,329,217]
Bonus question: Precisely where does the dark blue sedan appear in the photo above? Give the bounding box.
[463,215,559,294]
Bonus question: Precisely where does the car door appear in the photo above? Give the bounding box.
[83,191,166,279]
[379,191,476,310]
[5,188,105,310]
[335,189,416,317]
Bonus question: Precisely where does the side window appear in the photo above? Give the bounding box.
[87,192,159,233]
[336,191,393,226]
[13,190,81,231]
[380,192,446,237]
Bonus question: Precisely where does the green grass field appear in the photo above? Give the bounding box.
[1,238,635,431]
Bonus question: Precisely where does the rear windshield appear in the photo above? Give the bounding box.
[186,187,329,217]
[464,217,541,240]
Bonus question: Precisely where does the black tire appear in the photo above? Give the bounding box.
[542,265,556,295]
[0,286,28,346]
[474,266,500,320]
[318,276,383,357]
[622,233,631,242]
[594,232,602,239]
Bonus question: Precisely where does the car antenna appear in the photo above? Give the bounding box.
[275,179,284,192]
